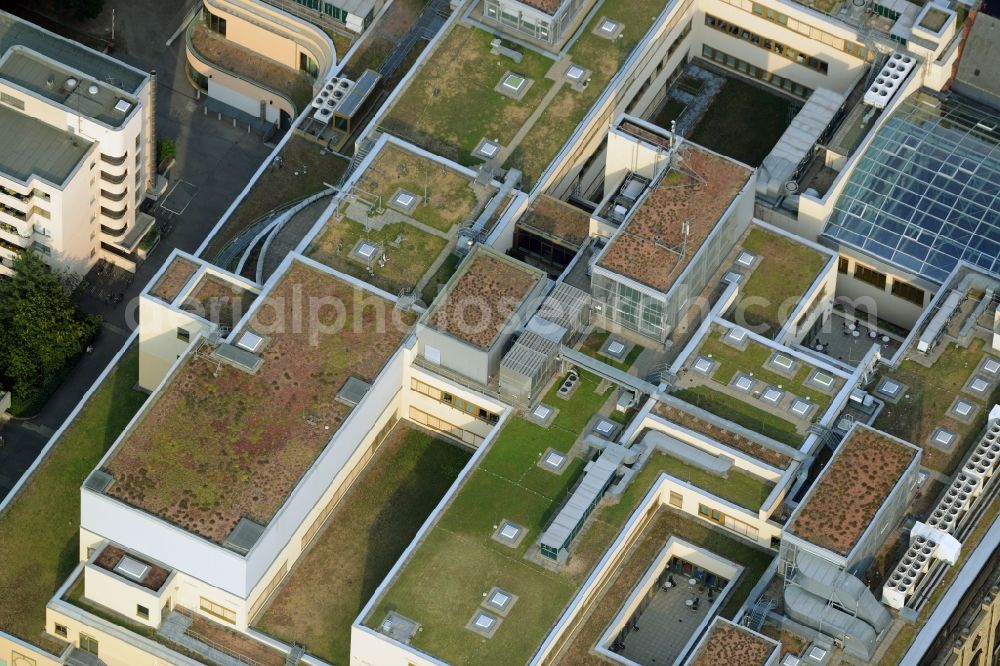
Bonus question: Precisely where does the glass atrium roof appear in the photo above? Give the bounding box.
[824,91,1000,283]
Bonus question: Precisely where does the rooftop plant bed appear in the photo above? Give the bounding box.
[365,371,610,665]
[105,263,415,544]
[357,144,482,232]
[578,328,644,372]
[790,427,916,556]
[254,425,470,665]
[508,0,675,185]
[672,386,803,448]
[659,452,773,511]
[874,339,999,474]
[380,25,556,168]
[204,136,349,261]
[735,227,828,338]
[180,274,258,329]
[420,252,462,306]
[150,256,199,303]
[690,621,776,666]
[696,327,841,409]
[653,401,792,469]
[0,346,146,651]
[549,507,774,666]
[306,215,448,294]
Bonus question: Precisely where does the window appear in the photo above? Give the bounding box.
[299,52,319,78]
[54,623,68,637]
[411,378,500,425]
[200,597,237,624]
[669,491,683,508]
[838,256,849,273]
[31,241,51,256]
[137,604,150,620]
[699,45,812,98]
[80,634,99,655]
[854,263,887,289]
[0,91,24,110]
[177,328,191,343]
[206,10,227,35]
[891,279,925,306]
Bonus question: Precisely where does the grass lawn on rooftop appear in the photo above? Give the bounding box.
[366,371,610,665]
[874,339,1000,474]
[507,0,670,185]
[205,136,349,261]
[579,329,644,372]
[420,252,462,306]
[689,76,800,167]
[255,425,471,665]
[306,216,448,294]
[673,385,803,447]
[735,228,828,338]
[658,453,773,511]
[0,346,145,651]
[358,144,481,232]
[381,24,556,167]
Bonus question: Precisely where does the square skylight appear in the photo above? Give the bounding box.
[693,356,714,374]
[790,399,811,417]
[722,271,743,285]
[734,375,754,392]
[566,64,585,80]
[726,327,747,343]
[954,400,974,417]
[474,613,496,629]
[773,354,794,370]
[932,427,956,447]
[114,99,132,114]
[543,450,566,468]
[595,419,615,435]
[502,73,526,92]
[880,379,901,397]
[475,139,501,159]
[467,609,501,636]
[114,555,150,581]
[533,404,552,420]
[600,18,619,33]
[811,371,834,388]
[762,388,784,404]
[608,341,626,355]
[357,241,378,260]
[984,358,1000,375]
[736,250,756,267]
[393,191,416,207]
[970,377,990,393]
[488,590,511,609]
[237,331,264,353]
[500,524,520,540]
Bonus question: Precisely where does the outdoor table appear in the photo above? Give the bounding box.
[870,330,877,338]
[685,599,694,607]
[688,578,698,586]
[848,323,856,331]
[882,335,890,343]
[852,331,860,338]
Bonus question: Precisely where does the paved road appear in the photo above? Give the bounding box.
[0,1,273,499]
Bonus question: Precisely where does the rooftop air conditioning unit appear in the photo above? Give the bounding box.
[864,52,916,109]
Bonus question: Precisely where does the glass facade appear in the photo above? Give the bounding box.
[825,92,1000,284]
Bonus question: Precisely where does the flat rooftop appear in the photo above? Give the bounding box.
[598,144,751,292]
[789,425,917,556]
[103,261,415,544]
[179,273,258,329]
[518,194,591,248]
[426,247,544,349]
[0,103,91,185]
[149,256,200,303]
[687,619,777,666]
[517,0,566,14]
[0,48,138,127]
[0,10,146,93]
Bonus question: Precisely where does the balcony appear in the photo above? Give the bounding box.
[101,153,128,167]
[0,202,27,224]
[101,188,129,203]
[100,170,128,186]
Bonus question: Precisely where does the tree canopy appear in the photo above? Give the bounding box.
[0,251,100,412]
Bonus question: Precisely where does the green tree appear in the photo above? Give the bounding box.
[0,251,100,410]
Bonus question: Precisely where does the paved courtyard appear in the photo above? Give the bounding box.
[618,582,713,665]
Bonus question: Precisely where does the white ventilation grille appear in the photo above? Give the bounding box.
[864,53,916,109]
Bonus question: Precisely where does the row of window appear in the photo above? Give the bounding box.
[840,257,926,305]
[409,406,486,447]
[705,15,829,74]
[718,0,870,60]
[701,45,813,99]
[624,18,694,116]
[200,596,237,624]
[0,91,24,111]
[293,0,350,23]
[697,503,760,540]
[411,378,500,425]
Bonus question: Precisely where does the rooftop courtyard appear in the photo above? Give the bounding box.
[254,424,471,665]
[597,144,752,292]
[103,262,415,544]
[729,226,829,338]
[672,324,845,447]
[788,425,917,556]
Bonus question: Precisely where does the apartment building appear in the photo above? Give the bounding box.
[0,10,155,277]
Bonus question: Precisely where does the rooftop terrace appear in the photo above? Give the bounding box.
[149,256,200,303]
[254,424,471,665]
[179,273,259,329]
[103,261,415,544]
[0,10,146,93]
[687,619,777,666]
[0,103,91,185]
[426,248,544,349]
[732,227,828,338]
[789,426,917,556]
[518,194,591,248]
[597,144,751,292]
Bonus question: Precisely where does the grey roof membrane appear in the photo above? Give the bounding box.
[0,103,91,185]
